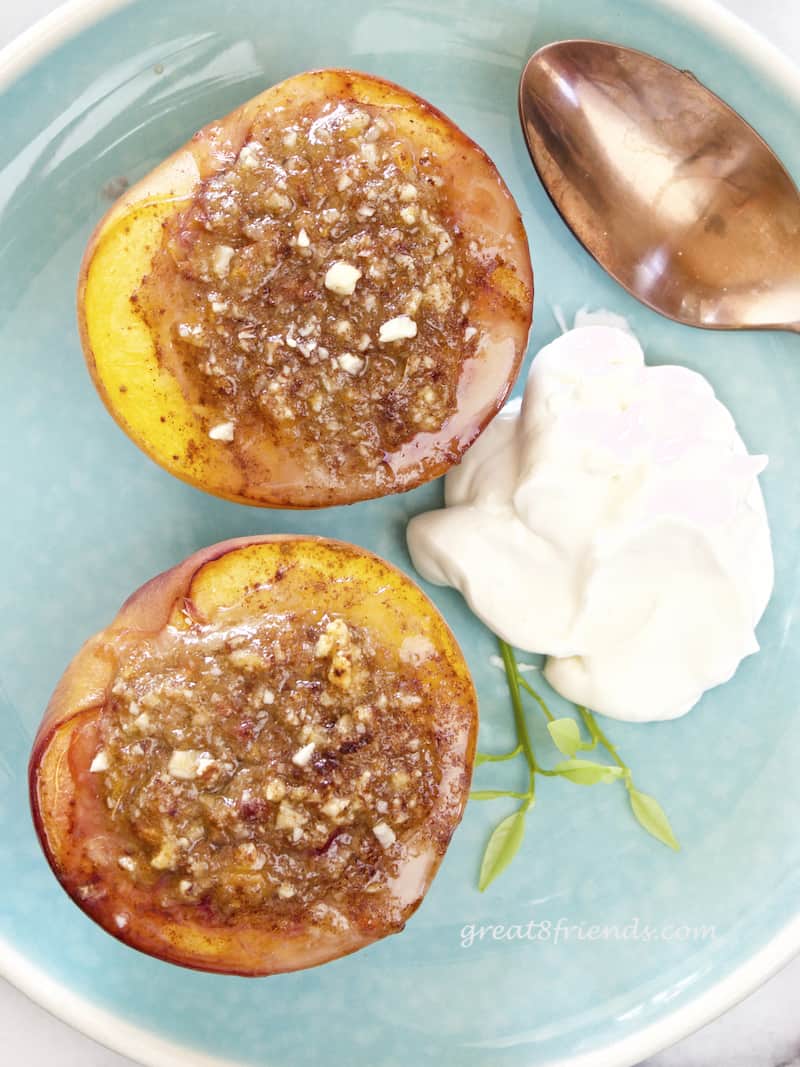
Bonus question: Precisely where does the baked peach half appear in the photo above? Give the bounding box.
[29,536,477,975]
[78,68,533,507]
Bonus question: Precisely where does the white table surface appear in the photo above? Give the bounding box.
[2,1,799,1065]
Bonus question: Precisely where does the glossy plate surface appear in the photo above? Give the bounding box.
[1,1,799,1065]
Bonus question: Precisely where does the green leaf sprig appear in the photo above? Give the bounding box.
[473,638,679,890]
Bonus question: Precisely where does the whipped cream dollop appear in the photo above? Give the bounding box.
[407,325,773,722]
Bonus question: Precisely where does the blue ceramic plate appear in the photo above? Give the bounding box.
[1,1,799,1064]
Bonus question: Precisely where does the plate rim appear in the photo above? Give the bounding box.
[2,0,800,1064]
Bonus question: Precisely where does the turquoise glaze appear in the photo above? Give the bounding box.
[1,1,799,1065]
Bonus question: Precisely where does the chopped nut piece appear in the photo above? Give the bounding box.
[229,649,265,670]
[238,142,260,169]
[292,742,316,768]
[436,231,453,255]
[167,749,205,780]
[379,315,417,343]
[277,883,296,899]
[212,244,235,278]
[151,837,179,870]
[321,797,350,818]
[324,261,362,296]
[178,322,204,341]
[315,618,350,657]
[237,843,266,870]
[266,190,292,213]
[424,279,453,312]
[265,779,287,802]
[398,183,418,201]
[296,227,310,248]
[118,855,135,871]
[360,142,378,166]
[89,750,109,773]
[401,292,421,321]
[208,421,235,442]
[328,651,352,689]
[336,352,365,376]
[276,800,307,830]
[373,821,396,849]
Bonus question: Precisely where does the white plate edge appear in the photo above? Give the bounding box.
[1,0,799,1065]
[0,939,237,1067]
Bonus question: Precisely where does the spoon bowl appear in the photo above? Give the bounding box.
[519,40,800,332]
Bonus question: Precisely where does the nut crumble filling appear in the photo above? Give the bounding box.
[93,614,439,922]
[134,98,494,470]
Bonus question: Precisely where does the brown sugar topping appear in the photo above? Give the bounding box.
[134,98,494,477]
[93,612,441,926]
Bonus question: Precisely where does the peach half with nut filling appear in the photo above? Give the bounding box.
[78,68,533,507]
[29,535,478,975]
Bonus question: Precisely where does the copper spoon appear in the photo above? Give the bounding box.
[519,39,800,333]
